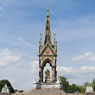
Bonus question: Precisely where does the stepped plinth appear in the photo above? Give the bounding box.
[33,78,62,90]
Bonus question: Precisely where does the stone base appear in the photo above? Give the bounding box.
[33,82,62,90]
[85,93,95,95]
[1,93,10,95]
[45,77,50,83]
[31,89,65,95]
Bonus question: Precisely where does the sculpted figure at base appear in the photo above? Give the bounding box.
[86,86,94,93]
[1,84,10,95]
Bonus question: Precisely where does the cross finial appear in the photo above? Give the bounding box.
[47,3,49,9]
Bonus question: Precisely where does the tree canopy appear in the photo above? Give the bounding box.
[92,78,95,92]
[0,79,15,93]
[60,76,86,93]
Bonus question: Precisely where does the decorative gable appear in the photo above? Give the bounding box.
[43,46,54,55]
[39,43,57,56]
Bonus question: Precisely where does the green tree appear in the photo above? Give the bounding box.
[18,90,24,93]
[0,79,15,93]
[68,84,80,93]
[59,76,86,93]
[14,89,24,93]
[83,82,91,88]
[59,76,69,91]
[71,84,79,93]
[92,78,95,91]
[14,89,18,93]
[78,86,85,93]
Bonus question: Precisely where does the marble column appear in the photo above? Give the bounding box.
[52,67,56,82]
[39,67,43,82]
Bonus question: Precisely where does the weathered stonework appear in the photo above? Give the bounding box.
[11,93,91,95]
[33,6,62,90]
[38,6,57,84]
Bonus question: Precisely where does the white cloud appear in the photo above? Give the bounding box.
[85,52,93,56]
[21,80,33,90]
[0,35,37,49]
[72,52,95,61]
[30,61,39,73]
[0,48,22,66]
[89,56,95,61]
[81,66,95,71]
[11,80,15,84]
[57,66,95,85]
[57,66,95,74]
[15,38,35,48]
[72,55,85,61]
[18,61,39,90]
[57,66,74,73]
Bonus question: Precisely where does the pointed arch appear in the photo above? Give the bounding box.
[42,58,53,68]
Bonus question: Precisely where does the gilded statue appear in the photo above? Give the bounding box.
[45,69,50,77]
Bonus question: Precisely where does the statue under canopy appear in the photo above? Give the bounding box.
[45,69,50,83]
[45,69,50,77]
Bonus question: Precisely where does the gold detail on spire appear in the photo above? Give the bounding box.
[44,4,51,44]
[46,4,49,17]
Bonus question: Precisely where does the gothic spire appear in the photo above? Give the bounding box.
[44,4,51,44]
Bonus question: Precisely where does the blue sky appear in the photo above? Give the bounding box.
[0,0,95,90]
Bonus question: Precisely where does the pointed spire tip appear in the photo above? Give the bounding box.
[47,3,49,9]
